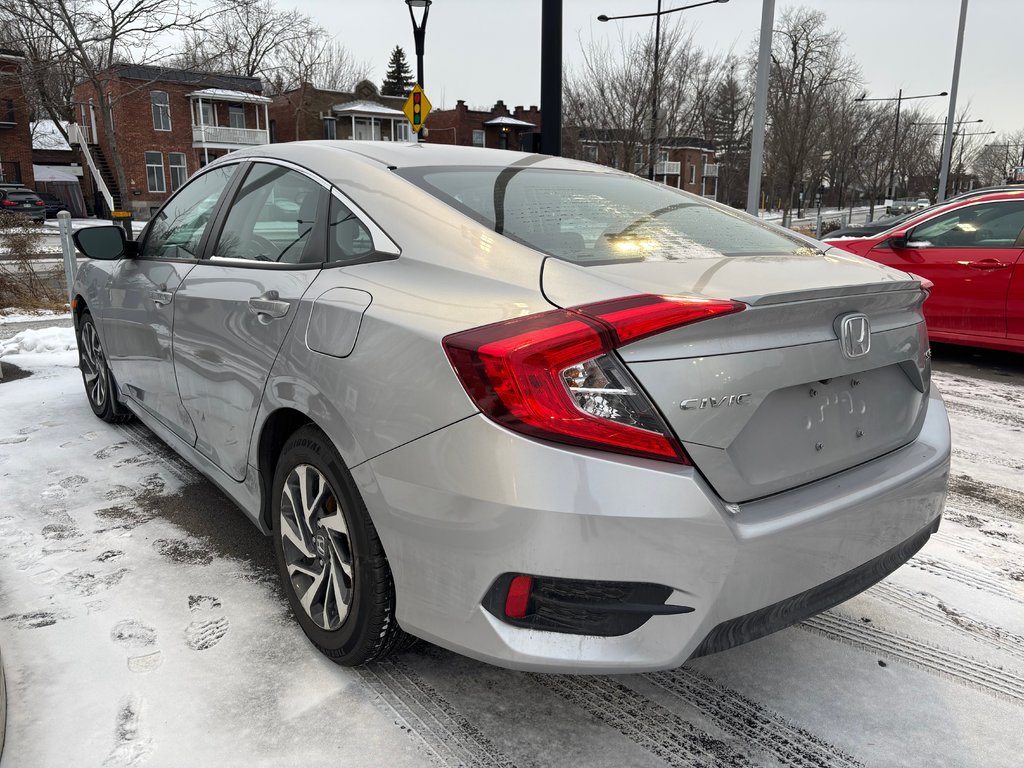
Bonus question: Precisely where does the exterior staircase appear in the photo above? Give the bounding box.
[90,147,122,211]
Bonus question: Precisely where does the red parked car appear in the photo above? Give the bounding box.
[824,190,1024,353]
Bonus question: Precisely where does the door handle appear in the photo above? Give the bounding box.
[248,292,290,320]
[149,289,173,305]
[968,259,1010,271]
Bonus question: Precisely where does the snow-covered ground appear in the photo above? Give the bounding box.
[0,330,1022,767]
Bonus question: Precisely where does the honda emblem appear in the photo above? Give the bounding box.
[837,313,871,359]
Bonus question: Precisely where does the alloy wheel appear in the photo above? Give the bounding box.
[278,464,353,630]
[80,321,108,410]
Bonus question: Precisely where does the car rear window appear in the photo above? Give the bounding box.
[395,166,814,264]
[6,192,37,202]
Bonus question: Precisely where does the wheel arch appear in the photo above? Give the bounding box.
[256,407,313,531]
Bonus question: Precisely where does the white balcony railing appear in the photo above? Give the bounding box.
[703,163,719,178]
[192,125,269,146]
[633,161,682,176]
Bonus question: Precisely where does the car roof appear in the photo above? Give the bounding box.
[222,140,620,174]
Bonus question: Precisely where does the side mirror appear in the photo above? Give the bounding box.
[887,233,909,249]
[73,226,137,260]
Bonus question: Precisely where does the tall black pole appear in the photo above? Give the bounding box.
[648,0,661,180]
[407,3,430,88]
[540,0,562,156]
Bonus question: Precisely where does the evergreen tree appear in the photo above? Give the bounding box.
[381,46,413,96]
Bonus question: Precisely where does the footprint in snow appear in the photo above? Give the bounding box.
[103,694,153,767]
[0,435,29,445]
[185,595,229,651]
[111,618,163,673]
[94,442,128,460]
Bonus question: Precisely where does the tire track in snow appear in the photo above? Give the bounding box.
[951,446,1024,472]
[908,554,1023,604]
[537,674,755,767]
[800,611,1024,703]
[645,668,865,768]
[357,658,519,768]
[941,397,1024,431]
[868,581,1024,666]
[946,475,1024,524]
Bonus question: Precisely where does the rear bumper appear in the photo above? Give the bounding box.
[361,389,950,673]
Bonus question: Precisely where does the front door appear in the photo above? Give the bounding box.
[172,162,329,481]
[872,200,1024,338]
[102,164,238,443]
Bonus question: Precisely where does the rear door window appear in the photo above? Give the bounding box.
[212,163,326,264]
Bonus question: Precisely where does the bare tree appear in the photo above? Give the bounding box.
[973,129,1024,186]
[0,0,213,206]
[762,7,861,224]
[706,59,754,206]
[563,28,654,171]
[0,16,78,139]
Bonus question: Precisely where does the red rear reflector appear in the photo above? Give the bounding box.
[505,575,533,618]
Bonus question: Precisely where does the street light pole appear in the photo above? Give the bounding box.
[938,0,970,201]
[855,89,947,203]
[598,0,729,182]
[406,0,431,89]
[746,0,774,216]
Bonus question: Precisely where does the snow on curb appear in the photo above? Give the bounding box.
[0,325,77,356]
[0,309,72,324]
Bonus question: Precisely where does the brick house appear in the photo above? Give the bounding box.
[71,64,270,218]
[268,80,411,144]
[0,48,35,188]
[571,129,719,199]
[425,100,539,150]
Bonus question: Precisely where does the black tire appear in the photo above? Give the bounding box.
[77,311,133,424]
[271,425,409,665]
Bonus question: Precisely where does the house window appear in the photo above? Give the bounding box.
[269,119,277,143]
[472,129,485,147]
[195,101,214,126]
[146,151,166,193]
[1,98,14,124]
[322,118,337,140]
[689,163,696,185]
[169,152,187,191]
[152,91,171,131]
[394,121,410,142]
[229,104,245,129]
[582,144,598,163]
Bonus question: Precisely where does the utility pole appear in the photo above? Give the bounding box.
[938,0,969,201]
[746,0,774,216]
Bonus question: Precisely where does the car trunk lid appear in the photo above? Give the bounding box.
[542,253,931,503]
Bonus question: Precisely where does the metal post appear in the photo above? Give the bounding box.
[746,0,775,215]
[57,211,77,303]
[540,0,562,156]
[648,0,662,180]
[938,0,969,201]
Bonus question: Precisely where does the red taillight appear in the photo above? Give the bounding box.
[443,294,745,464]
[504,575,533,619]
[0,200,15,207]
[575,294,745,345]
[34,200,45,206]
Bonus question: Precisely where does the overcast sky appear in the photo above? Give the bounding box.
[302,0,1023,137]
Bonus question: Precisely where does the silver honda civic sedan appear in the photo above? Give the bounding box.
[71,142,950,672]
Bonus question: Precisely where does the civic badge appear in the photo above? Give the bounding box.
[836,313,871,359]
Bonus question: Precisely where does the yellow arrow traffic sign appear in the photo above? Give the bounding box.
[403,84,432,133]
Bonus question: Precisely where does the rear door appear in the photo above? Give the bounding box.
[172,161,329,481]
[868,200,1024,338]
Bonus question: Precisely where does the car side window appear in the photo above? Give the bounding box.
[213,163,326,264]
[909,201,1024,248]
[140,165,236,260]
[328,195,375,262]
